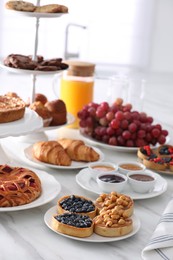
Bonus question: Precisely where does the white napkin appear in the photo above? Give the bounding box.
[142,198,173,260]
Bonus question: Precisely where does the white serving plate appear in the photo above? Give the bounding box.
[76,168,167,200]
[0,62,65,76]
[5,9,68,18]
[0,108,43,138]
[24,145,105,170]
[44,205,141,243]
[0,169,61,212]
[80,132,170,153]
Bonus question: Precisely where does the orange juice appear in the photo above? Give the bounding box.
[60,78,94,128]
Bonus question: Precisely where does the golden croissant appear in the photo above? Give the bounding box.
[32,141,71,166]
[58,138,100,162]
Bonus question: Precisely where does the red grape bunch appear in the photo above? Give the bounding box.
[77,98,169,147]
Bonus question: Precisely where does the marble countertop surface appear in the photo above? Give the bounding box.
[0,127,173,260]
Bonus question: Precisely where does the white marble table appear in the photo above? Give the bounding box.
[0,128,173,260]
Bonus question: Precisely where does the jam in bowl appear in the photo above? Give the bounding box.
[118,161,146,174]
[88,161,118,181]
[96,172,127,193]
[127,170,156,193]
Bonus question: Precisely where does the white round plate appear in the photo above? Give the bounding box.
[76,168,167,200]
[44,205,140,242]
[0,169,61,212]
[0,108,43,138]
[41,113,75,132]
[80,132,170,153]
[24,145,105,170]
[0,62,65,76]
[5,9,67,18]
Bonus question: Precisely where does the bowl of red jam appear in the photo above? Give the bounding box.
[96,172,127,193]
[127,170,156,193]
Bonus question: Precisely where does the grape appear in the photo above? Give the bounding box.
[115,128,123,136]
[121,119,129,129]
[128,123,137,133]
[117,135,125,146]
[126,139,134,147]
[161,129,169,136]
[115,111,124,121]
[96,107,106,118]
[158,134,166,144]
[108,136,117,146]
[88,107,96,117]
[106,127,116,136]
[139,112,147,123]
[151,128,161,138]
[110,119,120,129]
[122,103,132,112]
[147,116,153,123]
[137,129,146,138]
[106,111,114,121]
[99,117,109,126]
[124,111,132,121]
[122,130,131,140]
[100,101,109,111]
[132,111,140,120]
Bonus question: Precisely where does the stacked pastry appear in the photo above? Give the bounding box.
[51,192,134,238]
[32,138,100,166]
[29,93,67,127]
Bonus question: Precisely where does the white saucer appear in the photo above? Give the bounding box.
[44,206,141,243]
[0,168,61,212]
[76,168,167,200]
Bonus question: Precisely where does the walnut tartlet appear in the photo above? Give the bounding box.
[95,192,134,218]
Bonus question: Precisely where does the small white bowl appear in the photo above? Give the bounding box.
[88,161,118,181]
[96,172,128,193]
[118,161,146,175]
[127,170,156,194]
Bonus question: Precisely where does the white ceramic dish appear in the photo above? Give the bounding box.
[96,172,128,193]
[24,145,105,170]
[88,161,118,181]
[118,161,146,174]
[127,170,156,194]
[0,108,43,138]
[5,9,67,18]
[0,62,65,76]
[0,169,61,212]
[76,168,167,200]
[44,205,140,242]
[80,132,170,153]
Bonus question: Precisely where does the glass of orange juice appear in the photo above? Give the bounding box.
[58,61,95,128]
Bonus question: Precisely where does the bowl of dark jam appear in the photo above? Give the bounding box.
[127,170,156,193]
[96,172,127,193]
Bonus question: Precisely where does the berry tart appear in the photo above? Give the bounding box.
[95,192,134,218]
[57,195,97,219]
[156,145,173,158]
[93,207,133,237]
[51,212,94,238]
[142,156,167,171]
[0,164,41,207]
[137,145,156,160]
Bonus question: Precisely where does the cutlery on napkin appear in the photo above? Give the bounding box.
[141,198,173,260]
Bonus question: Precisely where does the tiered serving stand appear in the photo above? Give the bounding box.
[1,0,74,142]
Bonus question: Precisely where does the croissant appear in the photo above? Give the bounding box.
[32,141,71,166]
[57,138,100,162]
